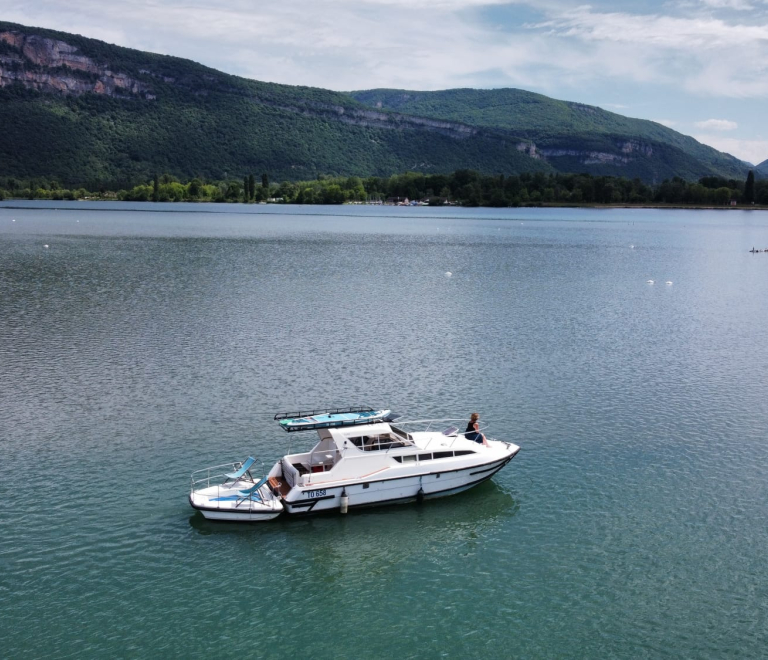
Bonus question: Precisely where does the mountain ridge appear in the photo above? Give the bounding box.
[0,21,751,186]
[348,88,750,182]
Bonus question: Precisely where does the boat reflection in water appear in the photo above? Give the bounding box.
[189,479,519,579]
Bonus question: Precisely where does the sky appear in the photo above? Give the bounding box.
[3,0,768,165]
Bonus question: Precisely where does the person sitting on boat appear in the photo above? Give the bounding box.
[465,413,489,446]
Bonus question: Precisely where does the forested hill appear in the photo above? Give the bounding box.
[349,88,749,183]
[756,159,768,178]
[0,21,549,187]
[0,21,749,188]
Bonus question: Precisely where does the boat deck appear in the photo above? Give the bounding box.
[269,476,292,498]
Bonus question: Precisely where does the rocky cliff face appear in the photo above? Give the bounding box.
[516,139,655,167]
[0,28,659,160]
[0,30,153,98]
[252,95,480,139]
[0,28,482,140]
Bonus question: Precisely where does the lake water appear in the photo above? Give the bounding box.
[2,202,768,658]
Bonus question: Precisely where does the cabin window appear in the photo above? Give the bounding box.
[419,453,432,462]
[433,451,453,460]
[355,433,408,451]
[390,425,412,441]
[453,450,476,457]
[402,455,417,463]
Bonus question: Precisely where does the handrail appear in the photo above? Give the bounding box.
[395,418,490,437]
[394,417,479,426]
[190,468,281,512]
[274,406,375,420]
[190,458,266,492]
[190,462,239,479]
[190,480,282,511]
[391,418,493,449]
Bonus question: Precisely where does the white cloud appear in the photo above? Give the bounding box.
[2,1,767,98]
[529,6,768,97]
[693,135,768,164]
[695,119,738,130]
[534,7,768,49]
[698,0,754,10]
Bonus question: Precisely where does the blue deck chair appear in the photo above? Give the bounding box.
[224,457,257,485]
[236,475,269,506]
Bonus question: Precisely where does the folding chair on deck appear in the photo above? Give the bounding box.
[223,457,257,485]
[236,476,269,507]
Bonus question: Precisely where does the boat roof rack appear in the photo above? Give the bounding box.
[274,407,398,433]
[274,406,376,421]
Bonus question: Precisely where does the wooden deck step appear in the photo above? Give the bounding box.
[269,476,292,498]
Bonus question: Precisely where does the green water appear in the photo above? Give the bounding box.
[2,203,768,658]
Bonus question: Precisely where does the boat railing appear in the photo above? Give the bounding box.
[274,406,375,421]
[393,418,494,448]
[191,462,240,492]
[190,460,266,493]
[190,462,279,510]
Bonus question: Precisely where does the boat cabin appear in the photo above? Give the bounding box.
[278,422,416,488]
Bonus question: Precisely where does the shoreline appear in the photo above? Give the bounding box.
[2,199,767,212]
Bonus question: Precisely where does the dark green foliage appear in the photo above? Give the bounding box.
[348,88,749,182]
[0,21,753,187]
[5,168,768,207]
[0,22,551,185]
[745,171,755,204]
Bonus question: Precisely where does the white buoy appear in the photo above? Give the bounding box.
[647,279,654,284]
[12,219,15,222]
[340,490,349,514]
[666,281,673,285]
[44,244,49,249]
[445,271,452,278]
[630,244,634,248]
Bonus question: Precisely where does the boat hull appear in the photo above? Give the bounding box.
[279,450,518,515]
[189,486,283,522]
[196,506,282,522]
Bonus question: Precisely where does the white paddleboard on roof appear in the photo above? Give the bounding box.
[275,407,393,432]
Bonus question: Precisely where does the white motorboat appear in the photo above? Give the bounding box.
[189,407,520,521]
[189,457,284,521]
[267,407,520,515]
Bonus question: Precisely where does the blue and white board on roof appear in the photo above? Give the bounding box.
[275,407,392,432]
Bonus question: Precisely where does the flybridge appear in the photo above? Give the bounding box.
[274,407,395,432]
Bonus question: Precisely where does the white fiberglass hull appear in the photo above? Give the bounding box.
[189,484,283,521]
[279,447,518,515]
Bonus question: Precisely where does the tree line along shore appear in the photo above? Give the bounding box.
[0,170,765,208]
